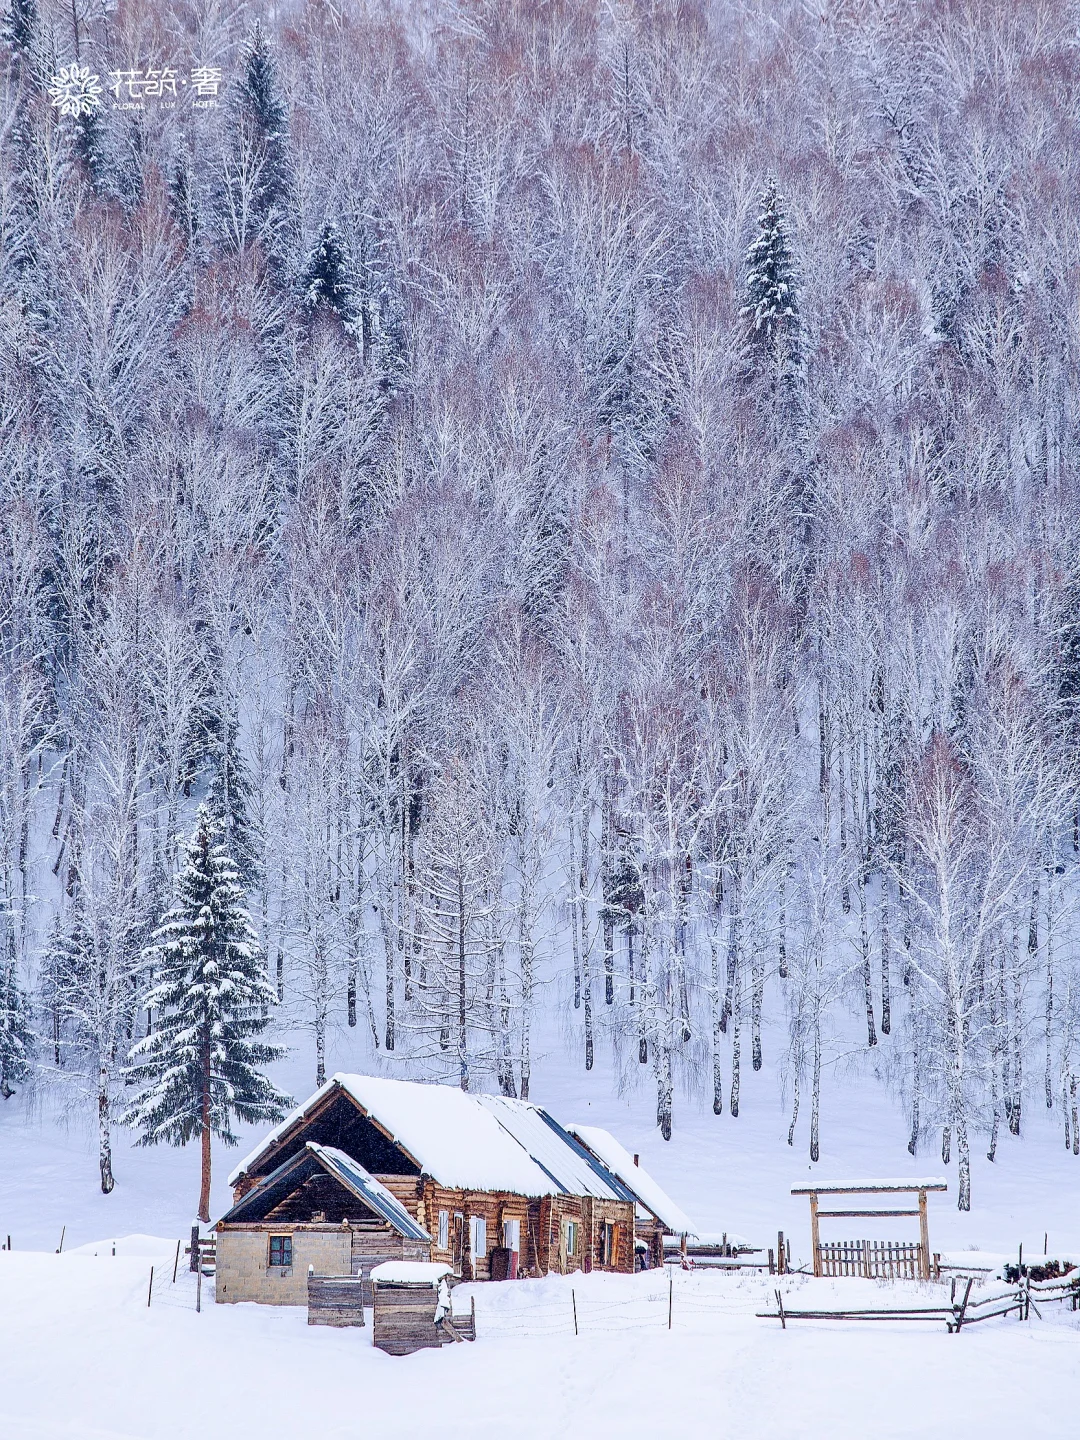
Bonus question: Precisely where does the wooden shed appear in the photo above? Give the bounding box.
[371,1261,475,1355]
[223,1073,651,1295]
[216,1140,431,1306]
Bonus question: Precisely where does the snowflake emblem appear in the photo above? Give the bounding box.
[48,64,104,118]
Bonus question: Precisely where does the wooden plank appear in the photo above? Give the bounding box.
[815,1209,922,1219]
[791,1183,947,1195]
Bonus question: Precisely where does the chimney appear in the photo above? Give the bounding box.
[633,1154,639,1167]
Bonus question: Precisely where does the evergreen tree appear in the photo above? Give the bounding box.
[740,180,799,360]
[227,20,292,255]
[1,0,36,66]
[124,806,289,1221]
[74,105,110,196]
[0,958,33,1098]
[301,222,355,328]
[204,708,262,895]
[37,917,85,1069]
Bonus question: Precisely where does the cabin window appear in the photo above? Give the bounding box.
[503,1217,520,1254]
[565,1221,578,1257]
[601,1223,618,1267]
[268,1235,292,1269]
[470,1216,487,1260]
[438,1210,449,1250]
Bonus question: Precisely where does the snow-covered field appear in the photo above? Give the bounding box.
[3,1038,1079,1439]
[1,1245,1077,1440]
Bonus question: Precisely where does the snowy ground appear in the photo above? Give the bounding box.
[3,1026,1079,1437]
[1,1247,1077,1440]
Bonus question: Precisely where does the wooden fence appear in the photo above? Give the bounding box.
[818,1240,923,1280]
[759,1269,1080,1331]
[307,1274,366,1327]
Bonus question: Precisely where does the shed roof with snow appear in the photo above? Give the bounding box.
[220,1140,431,1241]
[567,1123,697,1236]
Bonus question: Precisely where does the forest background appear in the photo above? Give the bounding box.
[2,0,1080,1217]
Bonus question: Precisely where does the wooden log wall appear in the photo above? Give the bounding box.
[372,1283,444,1356]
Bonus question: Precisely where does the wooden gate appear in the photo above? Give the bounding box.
[791,1181,948,1281]
[818,1240,924,1279]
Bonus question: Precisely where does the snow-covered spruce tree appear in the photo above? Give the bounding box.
[204,707,262,896]
[223,19,292,257]
[124,806,289,1222]
[0,956,32,1098]
[1,0,37,65]
[740,180,799,365]
[301,223,356,329]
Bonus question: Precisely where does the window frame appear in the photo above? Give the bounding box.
[503,1217,520,1254]
[470,1215,487,1260]
[438,1210,449,1250]
[268,1233,293,1269]
[565,1220,578,1257]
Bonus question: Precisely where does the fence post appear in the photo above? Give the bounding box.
[190,1222,200,1274]
[917,1190,930,1280]
[172,1238,181,1284]
[809,1194,821,1277]
[196,1263,202,1314]
[572,1287,578,1336]
[668,1269,673,1330]
[147,1266,154,1308]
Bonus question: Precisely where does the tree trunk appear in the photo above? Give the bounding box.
[199,1046,212,1223]
[730,955,742,1119]
[908,1015,920,1156]
[1009,932,1022,1135]
[568,816,581,1010]
[457,872,468,1091]
[810,1004,820,1163]
[1045,869,1054,1110]
[879,875,891,1036]
[787,1063,800,1146]
[711,936,723,1115]
[377,856,396,1051]
[580,794,593,1069]
[859,863,876,1047]
[98,1064,115,1195]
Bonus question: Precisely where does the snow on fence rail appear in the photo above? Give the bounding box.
[758,1271,1080,1332]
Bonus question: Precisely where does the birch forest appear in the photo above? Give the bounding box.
[4,0,1080,1210]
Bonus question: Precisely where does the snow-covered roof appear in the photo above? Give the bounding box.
[567,1124,697,1236]
[307,1144,431,1242]
[475,1096,635,1204]
[231,1074,641,1200]
[370,1261,453,1286]
[218,1140,431,1241]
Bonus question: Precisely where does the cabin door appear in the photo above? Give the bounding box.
[452,1212,464,1275]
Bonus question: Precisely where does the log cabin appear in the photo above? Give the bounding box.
[567,1124,697,1269]
[216,1074,686,1305]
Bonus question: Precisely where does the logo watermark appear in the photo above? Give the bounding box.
[49,63,224,116]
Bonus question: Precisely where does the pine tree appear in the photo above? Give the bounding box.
[301,222,355,328]
[226,20,292,255]
[124,806,289,1221]
[204,708,262,895]
[0,958,33,1098]
[740,180,799,360]
[1,0,37,62]
[74,105,110,196]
